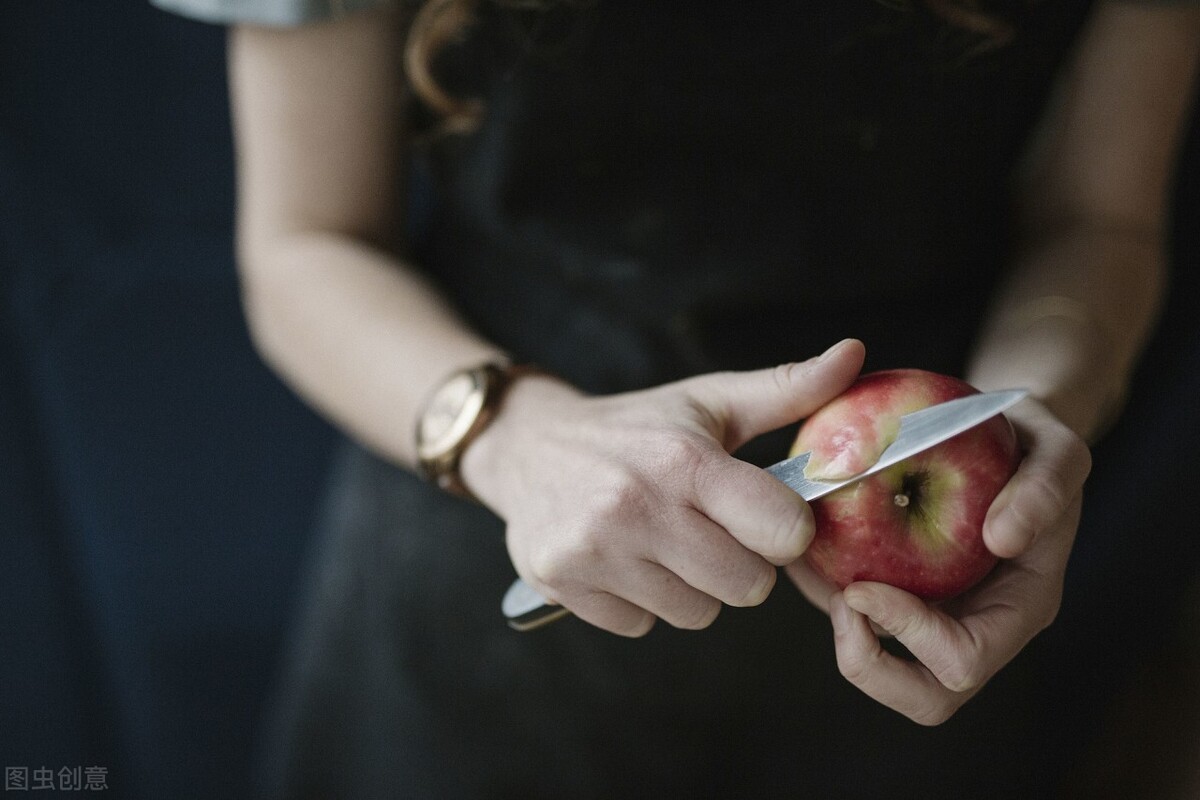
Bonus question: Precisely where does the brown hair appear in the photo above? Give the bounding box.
[404,0,485,133]
[404,0,1017,132]
[403,0,597,132]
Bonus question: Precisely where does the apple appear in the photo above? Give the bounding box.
[791,369,1020,601]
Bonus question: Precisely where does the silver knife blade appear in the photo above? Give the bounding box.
[766,388,1028,500]
[503,387,1028,631]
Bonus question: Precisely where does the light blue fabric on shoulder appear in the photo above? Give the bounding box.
[149,0,1197,29]
[149,0,397,26]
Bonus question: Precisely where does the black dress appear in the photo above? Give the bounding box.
[260,3,1159,798]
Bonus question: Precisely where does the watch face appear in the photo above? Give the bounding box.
[417,370,487,460]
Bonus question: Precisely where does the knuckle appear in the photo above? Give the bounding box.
[731,564,776,607]
[620,613,656,638]
[1003,503,1037,546]
[656,430,712,478]
[939,655,983,694]
[836,652,862,683]
[1048,422,1091,482]
[673,598,722,631]
[1070,437,1093,478]
[683,393,727,439]
[771,362,799,396]
[527,545,575,586]
[1040,593,1063,632]
[836,643,877,685]
[911,699,958,727]
[1026,468,1069,517]
[876,607,913,640]
[1009,469,1067,537]
[528,530,606,586]
[594,472,641,517]
[585,466,649,526]
[838,656,868,686]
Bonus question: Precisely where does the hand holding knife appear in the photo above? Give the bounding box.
[502,388,1027,631]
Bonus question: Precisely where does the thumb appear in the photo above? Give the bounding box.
[687,339,865,451]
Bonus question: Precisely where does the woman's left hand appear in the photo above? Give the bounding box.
[785,399,1091,725]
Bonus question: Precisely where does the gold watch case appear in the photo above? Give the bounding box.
[415,363,510,498]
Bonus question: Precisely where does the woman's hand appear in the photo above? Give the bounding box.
[792,0,1197,721]
[786,399,1091,724]
[460,339,866,637]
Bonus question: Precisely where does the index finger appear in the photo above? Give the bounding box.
[829,591,966,726]
[693,455,815,565]
[843,582,1013,695]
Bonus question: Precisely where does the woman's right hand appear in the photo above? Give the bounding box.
[460,339,866,636]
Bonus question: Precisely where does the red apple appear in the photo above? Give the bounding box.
[791,369,1020,601]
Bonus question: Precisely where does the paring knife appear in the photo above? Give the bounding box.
[502,388,1028,631]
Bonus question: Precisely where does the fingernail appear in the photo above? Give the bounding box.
[817,338,857,363]
[743,566,777,607]
[791,501,816,557]
[987,486,1035,557]
[843,587,871,617]
[998,507,1035,554]
[830,592,851,630]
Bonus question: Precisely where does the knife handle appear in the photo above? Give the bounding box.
[502,578,572,631]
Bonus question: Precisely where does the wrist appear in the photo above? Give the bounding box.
[969,224,1166,442]
[414,360,550,500]
[967,303,1122,442]
[458,370,582,514]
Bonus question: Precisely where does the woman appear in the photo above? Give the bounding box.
[154,0,1198,796]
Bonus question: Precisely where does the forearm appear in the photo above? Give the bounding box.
[968,1,1200,441]
[229,13,511,469]
[240,233,505,468]
[966,229,1165,441]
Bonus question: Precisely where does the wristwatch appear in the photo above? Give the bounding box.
[414,361,534,499]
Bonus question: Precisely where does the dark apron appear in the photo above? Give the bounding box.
[261,3,1111,798]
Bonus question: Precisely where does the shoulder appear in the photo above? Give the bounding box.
[149,0,402,27]
[1108,0,1200,6]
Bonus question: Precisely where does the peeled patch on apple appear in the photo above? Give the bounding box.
[791,369,1020,602]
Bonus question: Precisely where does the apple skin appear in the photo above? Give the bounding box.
[791,369,1020,602]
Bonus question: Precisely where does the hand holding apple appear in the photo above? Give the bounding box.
[786,390,1091,726]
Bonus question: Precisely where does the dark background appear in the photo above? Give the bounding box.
[1,1,1198,798]
[0,3,334,798]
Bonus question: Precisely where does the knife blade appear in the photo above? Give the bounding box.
[502,387,1028,631]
